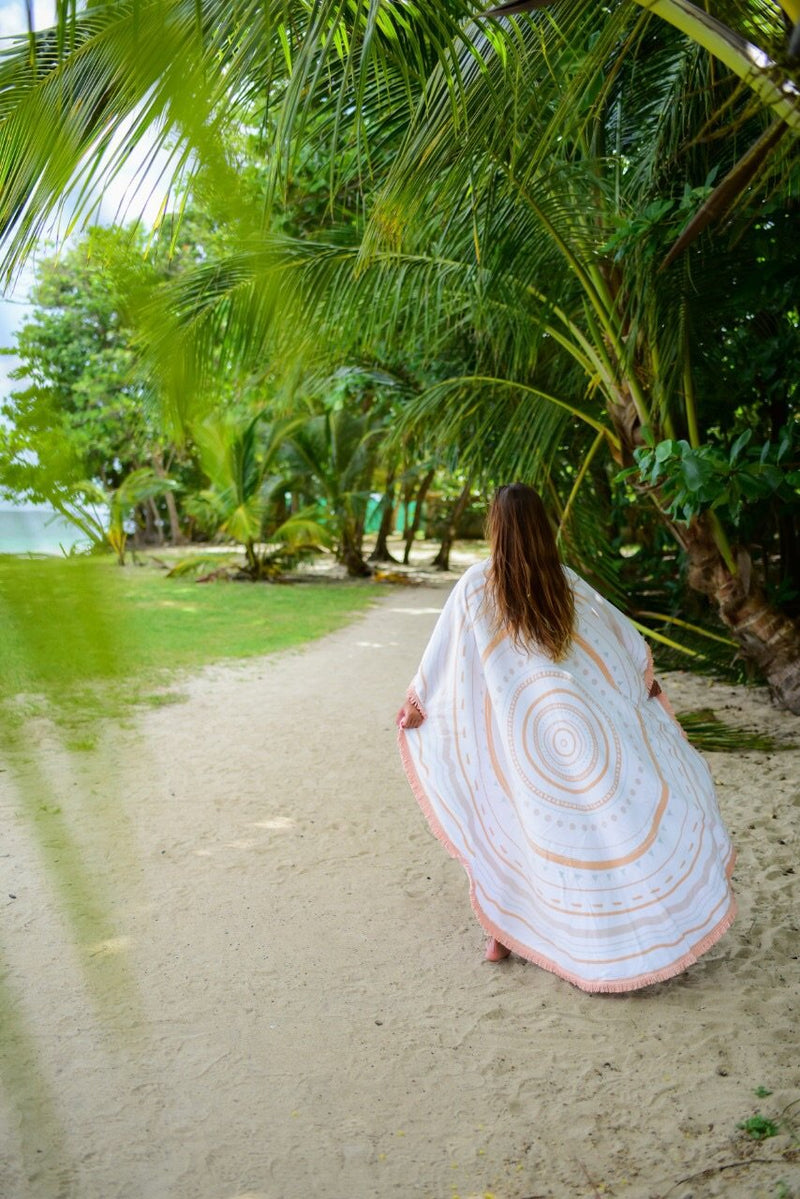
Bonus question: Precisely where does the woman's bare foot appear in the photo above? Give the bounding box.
[485,937,511,962]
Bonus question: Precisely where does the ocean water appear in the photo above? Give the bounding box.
[0,507,90,555]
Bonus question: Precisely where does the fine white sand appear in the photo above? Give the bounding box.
[2,585,799,1199]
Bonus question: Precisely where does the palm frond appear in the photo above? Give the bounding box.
[0,1,481,279]
[676,708,794,752]
[480,0,800,129]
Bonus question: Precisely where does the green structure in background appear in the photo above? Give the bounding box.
[364,497,421,537]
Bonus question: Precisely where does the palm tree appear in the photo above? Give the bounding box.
[1,1,798,284]
[53,467,178,564]
[1,2,799,702]
[284,402,386,577]
[363,5,800,706]
[483,0,800,261]
[190,410,327,578]
[0,2,473,281]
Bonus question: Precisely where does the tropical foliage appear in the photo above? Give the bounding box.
[0,223,209,544]
[185,410,330,578]
[52,467,178,565]
[0,1,799,704]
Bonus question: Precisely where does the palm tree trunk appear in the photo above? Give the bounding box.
[431,478,472,571]
[369,471,398,563]
[163,491,183,545]
[151,449,184,544]
[403,468,435,565]
[244,539,260,579]
[341,535,372,577]
[339,514,372,577]
[676,513,800,713]
[605,373,800,710]
[147,497,165,545]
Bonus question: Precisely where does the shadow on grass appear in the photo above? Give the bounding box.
[1,553,383,1184]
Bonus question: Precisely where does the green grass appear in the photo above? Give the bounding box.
[0,554,383,744]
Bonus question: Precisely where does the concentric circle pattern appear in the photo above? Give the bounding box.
[399,561,736,992]
[507,674,621,810]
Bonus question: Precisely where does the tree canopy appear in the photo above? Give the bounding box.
[1,0,800,704]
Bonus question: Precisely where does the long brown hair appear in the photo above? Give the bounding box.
[486,483,574,660]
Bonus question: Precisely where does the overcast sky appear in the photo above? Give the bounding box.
[0,0,53,37]
[0,0,174,405]
[0,2,54,391]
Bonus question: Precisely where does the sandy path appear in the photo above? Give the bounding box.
[2,586,799,1199]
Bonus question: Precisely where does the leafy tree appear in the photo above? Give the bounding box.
[1,2,800,704]
[1,229,157,492]
[0,225,196,542]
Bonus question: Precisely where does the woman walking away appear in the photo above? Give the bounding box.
[396,483,736,993]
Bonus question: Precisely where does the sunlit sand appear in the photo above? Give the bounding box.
[2,589,799,1198]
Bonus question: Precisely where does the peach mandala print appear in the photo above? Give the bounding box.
[399,562,736,993]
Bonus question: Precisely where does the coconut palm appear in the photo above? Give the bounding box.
[284,401,387,576]
[483,0,800,262]
[1,1,798,285]
[1,1,800,702]
[0,1,474,282]
[189,410,328,578]
[363,5,800,706]
[53,466,178,564]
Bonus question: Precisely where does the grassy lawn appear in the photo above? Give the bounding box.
[0,554,384,745]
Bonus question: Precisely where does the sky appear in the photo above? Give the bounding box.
[0,0,174,409]
[0,1,55,395]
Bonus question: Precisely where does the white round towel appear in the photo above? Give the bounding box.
[398,562,736,993]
